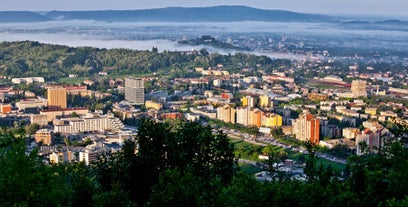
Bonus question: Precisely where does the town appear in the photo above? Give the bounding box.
[0,41,407,181]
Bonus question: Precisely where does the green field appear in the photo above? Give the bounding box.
[239,163,263,174]
[231,139,346,173]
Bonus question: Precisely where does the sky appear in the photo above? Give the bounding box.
[2,0,408,17]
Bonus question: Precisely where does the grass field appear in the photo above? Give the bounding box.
[239,163,263,174]
[231,139,346,173]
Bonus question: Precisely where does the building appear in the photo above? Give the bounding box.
[49,150,75,164]
[241,96,257,108]
[0,104,12,113]
[343,128,360,139]
[125,77,144,105]
[259,95,271,108]
[145,100,163,111]
[236,107,250,126]
[261,113,283,128]
[356,121,392,155]
[53,113,124,134]
[65,85,92,97]
[160,112,183,120]
[365,107,377,116]
[47,87,67,109]
[216,105,236,124]
[40,108,89,122]
[79,144,111,165]
[16,98,48,111]
[34,129,53,145]
[249,108,264,128]
[351,80,367,98]
[11,77,44,84]
[31,114,49,126]
[292,111,320,144]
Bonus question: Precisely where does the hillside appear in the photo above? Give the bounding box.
[0,41,278,81]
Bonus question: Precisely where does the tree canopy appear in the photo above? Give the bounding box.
[0,121,408,206]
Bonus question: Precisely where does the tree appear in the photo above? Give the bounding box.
[93,118,237,206]
[25,123,39,137]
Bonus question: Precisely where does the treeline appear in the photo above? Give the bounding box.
[1,119,408,206]
[0,41,283,81]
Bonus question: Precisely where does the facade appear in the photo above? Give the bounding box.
[16,98,48,111]
[236,107,250,126]
[216,105,236,124]
[0,104,12,113]
[49,150,75,164]
[79,145,110,165]
[356,121,393,155]
[53,113,124,134]
[40,108,89,122]
[11,77,44,84]
[34,129,53,145]
[31,114,49,126]
[248,108,264,128]
[125,77,144,105]
[351,80,367,98]
[145,100,163,111]
[47,87,67,109]
[343,128,360,139]
[292,112,320,144]
[241,96,257,108]
[261,113,283,127]
[160,112,183,120]
[259,95,271,108]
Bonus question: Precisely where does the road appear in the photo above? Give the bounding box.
[219,127,347,165]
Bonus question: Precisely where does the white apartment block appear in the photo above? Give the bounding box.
[54,113,124,134]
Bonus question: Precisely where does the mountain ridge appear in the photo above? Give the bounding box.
[0,6,339,23]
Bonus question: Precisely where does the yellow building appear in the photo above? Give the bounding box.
[216,105,236,124]
[241,96,248,107]
[259,95,271,108]
[365,107,377,116]
[241,96,257,107]
[47,87,67,109]
[262,113,283,127]
[145,100,163,110]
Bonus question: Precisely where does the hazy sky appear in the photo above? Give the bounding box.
[2,0,408,17]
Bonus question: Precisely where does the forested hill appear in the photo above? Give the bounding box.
[0,41,280,81]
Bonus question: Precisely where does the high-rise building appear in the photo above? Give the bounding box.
[248,108,264,128]
[241,96,257,108]
[259,95,271,108]
[125,77,144,105]
[216,105,236,124]
[351,79,367,98]
[236,107,250,126]
[356,121,392,155]
[47,87,67,109]
[292,111,320,144]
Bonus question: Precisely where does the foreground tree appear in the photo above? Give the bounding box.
[93,118,237,205]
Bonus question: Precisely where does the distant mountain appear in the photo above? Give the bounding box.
[43,6,338,22]
[0,11,51,22]
[0,6,403,24]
